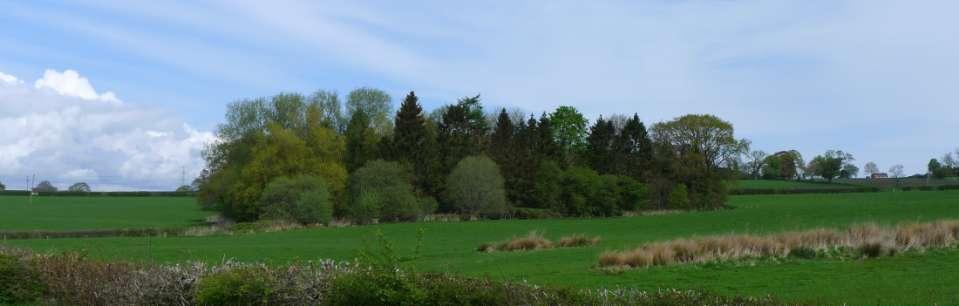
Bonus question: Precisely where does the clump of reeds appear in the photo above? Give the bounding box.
[479,232,602,252]
[599,219,959,269]
[558,234,601,248]
[479,231,554,252]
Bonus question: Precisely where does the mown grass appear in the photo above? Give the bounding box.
[6,191,959,304]
[0,196,211,231]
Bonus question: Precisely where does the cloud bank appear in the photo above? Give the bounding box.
[0,69,214,191]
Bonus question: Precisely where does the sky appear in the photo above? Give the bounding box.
[1,0,958,190]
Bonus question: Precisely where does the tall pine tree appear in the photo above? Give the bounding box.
[489,109,514,163]
[390,91,441,196]
[490,108,523,205]
[612,114,652,180]
[585,116,616,174]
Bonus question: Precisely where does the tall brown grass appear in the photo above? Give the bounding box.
[558,234,602,248]
[600,219,959,269]
[479,232,601,252]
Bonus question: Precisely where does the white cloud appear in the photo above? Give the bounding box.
[0,71,22,86]
[0,70,213,190]
[34,69,121,104]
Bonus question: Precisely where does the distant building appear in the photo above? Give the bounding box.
[870,173,889,179]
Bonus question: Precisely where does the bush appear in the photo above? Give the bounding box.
[326,268,425,306]
[531,161,563,210]
[259,176,333,225]
[351,192,380,225]
[0,254,44,304]
[788,247,818,259]
[667,184,690,209]
[349,160,427,223]
[195,268,277,306]
[445,156,509,218]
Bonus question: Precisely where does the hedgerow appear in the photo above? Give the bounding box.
[0,245,781,305]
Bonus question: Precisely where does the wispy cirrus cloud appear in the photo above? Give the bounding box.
[1,0,958,177]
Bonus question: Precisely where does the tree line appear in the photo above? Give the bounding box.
[193,88,751,225]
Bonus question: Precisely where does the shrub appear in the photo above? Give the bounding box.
[531,161,563,210]
[195,268,277,306]
[667,184,690,210]
[349,160,426,223]
[0,254,44,304]
[259,175,333,225]
[326,268,425,306]
[788,247,818,259]
[445,156,509,218]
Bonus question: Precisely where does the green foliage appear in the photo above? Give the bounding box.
[67,182,91,193]
[808,150,855,182]
[346,87,393,136]
[0,254,44,304]
[33,180,57,193]
[550,106,588,165]
[651,114,744,210]
[611,114,652,180]
[667,184,690,209]
[308,90,345,132]
[345,110,379,172]
[552,166,644,217]
[349,160,426,223]
[532,160,563,210]
[259,176,333,225]
[762,151,801,180]
[445,156,508,218]
[195,268,276,306]
[352,192,381,225]
[200,93,347,222]
[0,181,5,191]
[390,91,442,197]
[437,96,489,196]
[585,117,616,173]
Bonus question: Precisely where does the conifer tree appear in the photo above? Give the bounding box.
[585,116,616,174]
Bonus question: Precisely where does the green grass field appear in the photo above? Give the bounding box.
[730,179,852,190]
[0,196,211,231]
[5,191,959,304]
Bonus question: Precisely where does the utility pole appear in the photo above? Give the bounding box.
[29,174,35,204]
[181,166,186,188]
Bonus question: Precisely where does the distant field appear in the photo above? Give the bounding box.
[0,196,211,231]
[730,179,852,190]
[7,191,959,304]
[839,177,959,189]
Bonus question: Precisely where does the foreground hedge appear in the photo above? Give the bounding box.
[0,246,782,305]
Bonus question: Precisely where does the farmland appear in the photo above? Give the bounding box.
[4,190,959,304]
[730,179,855,190]
[0,196,211,231]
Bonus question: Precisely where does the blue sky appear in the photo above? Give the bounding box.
[1,1,958,190]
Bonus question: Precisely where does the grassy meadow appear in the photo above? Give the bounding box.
[0,196,211,231]
[730,179,855,190]
[4,190,959,304]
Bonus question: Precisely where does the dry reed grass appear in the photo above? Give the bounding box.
[600,219,959,269]
[479,231,554,252]
[479,232,602,252]
[558,234,602,248]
